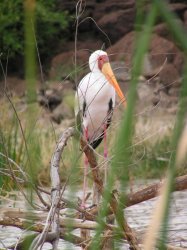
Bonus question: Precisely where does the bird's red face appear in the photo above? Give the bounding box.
[98,54,126,106]
[98,55,109,71]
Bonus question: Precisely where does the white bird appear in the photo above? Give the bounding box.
[75,50,126,206]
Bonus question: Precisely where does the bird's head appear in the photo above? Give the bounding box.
[89,50,126,106]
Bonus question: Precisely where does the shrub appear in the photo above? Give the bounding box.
[0,0,69,72]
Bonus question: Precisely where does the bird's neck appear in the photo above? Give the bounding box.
[91,70,110,86]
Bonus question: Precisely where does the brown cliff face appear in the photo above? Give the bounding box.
[51,1,186,93]
[50,0,136,78]
[58,0,135,43]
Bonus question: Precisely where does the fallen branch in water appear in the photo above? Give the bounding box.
[0,208,105,231]
[1,127,187,250]
[83,174,187,220]
[1,207,187,250]
[0,209,85,248]
[125,174,187,207]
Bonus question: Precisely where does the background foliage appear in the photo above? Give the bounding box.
[0,0,70,73]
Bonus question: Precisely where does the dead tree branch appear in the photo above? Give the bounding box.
[0,209,85,248]
[50,127,74,249]
[32,127,74,250]
[125,174,187,207]
[82,174,187,221]
[80,138,140,250]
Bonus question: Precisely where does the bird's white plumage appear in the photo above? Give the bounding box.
[75,50,116,145]
[89,50,107,72]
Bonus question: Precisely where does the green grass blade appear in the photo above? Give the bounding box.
[90,3,157,249]
[147,1,187,248]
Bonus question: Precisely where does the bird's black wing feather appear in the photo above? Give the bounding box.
[90,98,113,149]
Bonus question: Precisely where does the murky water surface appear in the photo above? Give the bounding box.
[0,184,187,249]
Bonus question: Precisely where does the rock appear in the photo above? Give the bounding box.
[93,0,136,43]
[158,63,180,91]
[149,34,178,68]
[152,95,160,107]
[184,10,187,28]
[159,90,178,108]
[169,3,187,19]
[59,0,135,43]
[93,0,135,19]
[58,0,95,14]
[173,50,184,74]
[107,31,134,66]
[49,37,104,81]
[154,23,171,40]
[58,1,186,43]
[50,50,90,80]
[168,106,178,115]
[97,8,135,43]
[168,86,181,97]
[107,32,154,78]
[60,79,75,91]
[137,81,154,105]
[108,32,183,80]
[110,61,129,93]
[0,77,26,98]
[51,102,74,124]
[38,88,62,111]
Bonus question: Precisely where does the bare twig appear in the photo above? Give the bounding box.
[0,210,85,248]
[34,187,50,209]
[0,152,50,209]
[0,131,39,210]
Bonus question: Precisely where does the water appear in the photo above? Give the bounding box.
[0,187,187,249]
[125,191,187,248]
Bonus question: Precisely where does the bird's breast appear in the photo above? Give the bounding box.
[78,72,115,142]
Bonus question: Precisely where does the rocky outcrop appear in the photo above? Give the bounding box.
[46,1,187,123]
[58,0,135,43]
[51,1,186,88]
[96,1,135,43]
[50,50,89,80]
[49,39,103,80]
[107,32,182,91]
[38,88,62,111]
[37,80,75,123]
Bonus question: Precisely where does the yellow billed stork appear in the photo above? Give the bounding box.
[75,50,126,206]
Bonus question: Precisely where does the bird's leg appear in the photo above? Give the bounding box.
[81,128,91,245]
[82,127,89,209]
[104,124,108,185]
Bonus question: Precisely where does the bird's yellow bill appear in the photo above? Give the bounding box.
[102,62,126,106]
